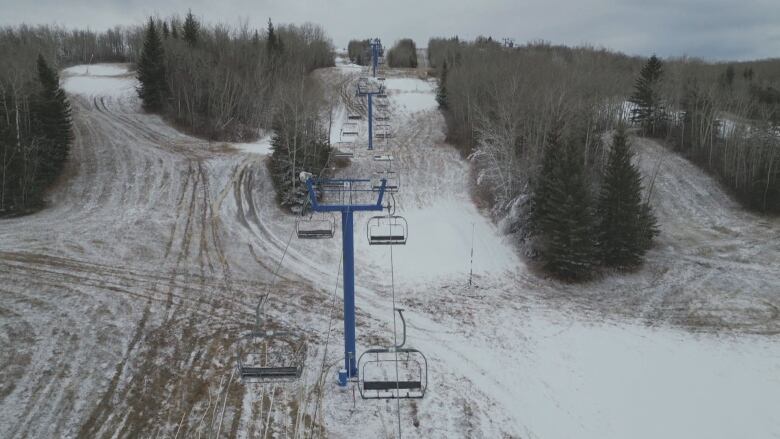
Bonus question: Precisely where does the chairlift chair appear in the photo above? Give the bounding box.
[342,122,359,136]
[347,114,362,120]
[237,297,307,383]
[358,309,427,399]
[373,154,394,162]
[296,214,335,239]
[372,171,399,192]
[237,331,306,383]
[332,141,355,159]
[375,124,392,139]
[367,214,407,245]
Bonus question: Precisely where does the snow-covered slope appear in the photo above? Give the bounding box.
[0,62,778,439]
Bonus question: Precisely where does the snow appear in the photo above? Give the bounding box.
[62,64,130,77]
[383,77,438,113]
[334,55,362,72]
[359,199,519,282]
[2,62,779,439]
[62,75,135,98]
[230,134,273,155]
[414,302,780,439]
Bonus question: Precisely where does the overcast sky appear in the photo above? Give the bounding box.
[1,0,779,61]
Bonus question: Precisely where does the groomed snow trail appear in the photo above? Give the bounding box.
[0,61,778,439]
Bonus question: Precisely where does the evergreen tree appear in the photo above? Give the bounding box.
[629,55,664,136]
[171,21,179,39]
[162,21,170,39]
[596,125,657,268]
[33,54,73,185]
[137,18,168,112]
[724,65,735,87]
[436,60,449,109]
[266,18,283,58]
[531,125,597,279]
[183,10,199,46]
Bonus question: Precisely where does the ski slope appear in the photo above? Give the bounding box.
[0,61,778,439]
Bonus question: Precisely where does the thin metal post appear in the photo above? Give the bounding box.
[469,222,475,287]
[368,93,373,150]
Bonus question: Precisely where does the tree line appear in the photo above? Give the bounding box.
[136,13,335,210]
[348,37,419,68]
[630,55,779,212]
[429,38,656,279]
[0,37,73,214]
[386,39,418,68]
[137,12,334,141]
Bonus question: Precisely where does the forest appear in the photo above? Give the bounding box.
[0,13,336,215]
[0,29,74,214]
[430,37,778,278]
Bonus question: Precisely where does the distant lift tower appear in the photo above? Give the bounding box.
[303,174,388,386]
[357,77,385,150]
[370,38,382,77]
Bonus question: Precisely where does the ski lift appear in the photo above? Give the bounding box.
[237,298,307,383]
[374,111,390,122]
[333,141,355,158]
[342,122,359,136]
[375,124,392,139]
[373,154,394,162]
[358,309,427,399]
[348,114,362,120]
[367,214,407,245]
[296,213,335,239]
[372,171,399,192]
[377,92,388,99]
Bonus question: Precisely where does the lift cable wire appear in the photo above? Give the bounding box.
[387,196,403,439]
[308,251,344,439]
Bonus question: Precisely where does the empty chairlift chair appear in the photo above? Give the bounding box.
[372,171,399,193]
[375,123,392,139]
[367,215,407,245]
[358,309,427,399]
[296,214,335,239]
[341,122,359,136]
[237,332,306,382]
[237,299,307,383]
[333,141,355,158]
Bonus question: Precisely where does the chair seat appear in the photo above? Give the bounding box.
[240,366,300,378]
[363,380,421,391]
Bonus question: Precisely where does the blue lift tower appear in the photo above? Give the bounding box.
[356,38,385,150]
[303,174,387,386]
[370,38,382,77]
[356,79,385,151]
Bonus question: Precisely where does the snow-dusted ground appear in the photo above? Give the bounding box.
[1,62,778,439]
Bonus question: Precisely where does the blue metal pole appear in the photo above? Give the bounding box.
[340,210,358,385]
[368,93,373,151]
[372,41,378,77]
